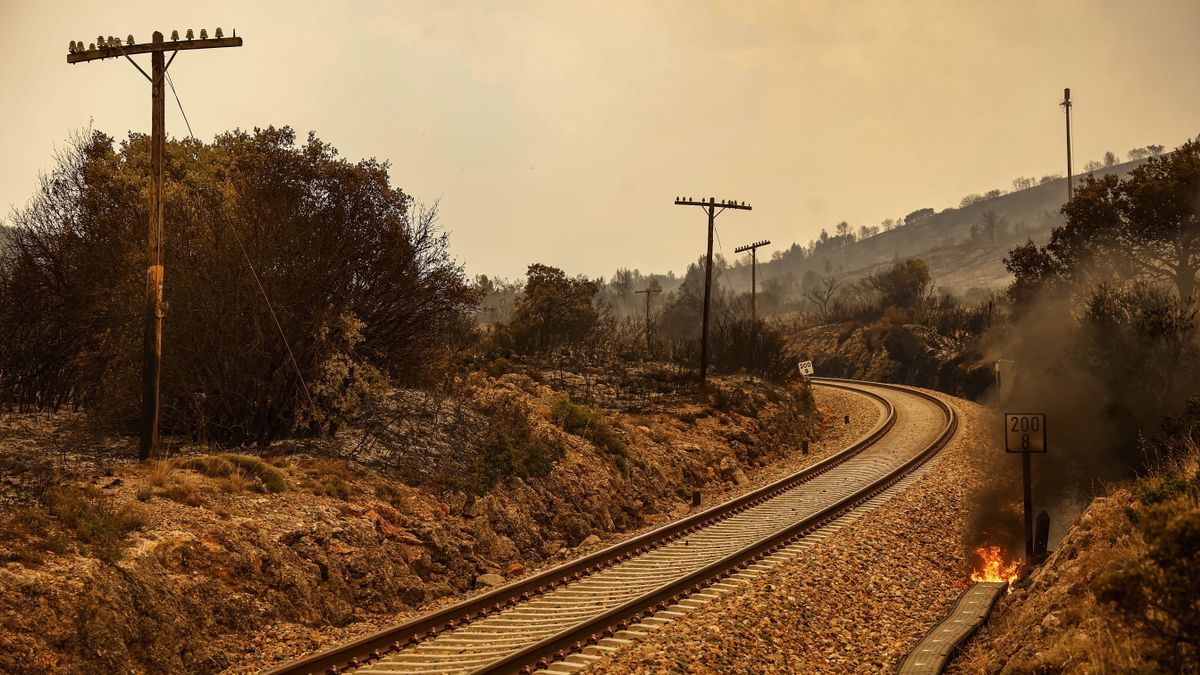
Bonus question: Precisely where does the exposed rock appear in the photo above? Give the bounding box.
[475,573,505,588]
[579,534,601,548]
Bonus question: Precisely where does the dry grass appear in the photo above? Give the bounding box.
[158,475,207,507]
[175,453,287,493]
[145,460,176,488]
[295,458,359,500]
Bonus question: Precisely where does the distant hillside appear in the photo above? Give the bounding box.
[730,157,1150,295]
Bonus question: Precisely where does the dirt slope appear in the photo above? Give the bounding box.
[0,373,837,674]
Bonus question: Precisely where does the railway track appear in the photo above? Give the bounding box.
[267,378,956,675]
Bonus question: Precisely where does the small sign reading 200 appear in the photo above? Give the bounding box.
[1005,413,1047,453]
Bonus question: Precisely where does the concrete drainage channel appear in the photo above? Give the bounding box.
[896,581,1007,674]
[266,379,956,675]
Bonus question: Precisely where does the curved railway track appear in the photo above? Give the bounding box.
[267,378,956,675]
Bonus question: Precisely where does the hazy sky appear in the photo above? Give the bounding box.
[3,1,1198,280]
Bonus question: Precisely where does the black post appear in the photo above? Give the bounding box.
[1035,509,1050,560]
[1023,452,1034,560]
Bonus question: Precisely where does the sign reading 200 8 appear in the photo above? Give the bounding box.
[1005,413,1047,453]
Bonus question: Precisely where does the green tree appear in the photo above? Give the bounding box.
[0,127,476,443]
[866,259,931,311]
[1009,140,1200,303]
[507,263,601,353]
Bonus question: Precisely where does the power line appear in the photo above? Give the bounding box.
[733,239,771,321]
[222,213,317,415]
[712,224,740,300]
[165,71,195,139]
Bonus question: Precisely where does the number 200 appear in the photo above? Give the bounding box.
[1010,416,1041,433]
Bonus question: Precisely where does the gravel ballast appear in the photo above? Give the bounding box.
[592,391,990,673]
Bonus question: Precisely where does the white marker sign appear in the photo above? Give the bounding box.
[1005,413,1047,453]
[798,360,814,376]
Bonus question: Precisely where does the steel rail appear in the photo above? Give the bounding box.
[265,380,902,675]
[476,379,957,674]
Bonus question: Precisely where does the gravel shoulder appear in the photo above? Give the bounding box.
[592,389,991,673]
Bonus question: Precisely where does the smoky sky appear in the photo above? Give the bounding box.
[3,0,1199,280]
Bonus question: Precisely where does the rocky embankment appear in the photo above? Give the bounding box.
[0,373,849,674]
[950,444,1200,673]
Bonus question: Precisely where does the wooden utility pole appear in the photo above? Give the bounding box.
[673,196,752,383]
[634,286,661,350]
[68,29,243,460]
[734,239,770,321]
[1061,87,1073,201]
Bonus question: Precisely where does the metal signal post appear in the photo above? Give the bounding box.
[734,239,770,321]
[1005,413,1048,560]
[674,196,751,383]
[67,29,243,460]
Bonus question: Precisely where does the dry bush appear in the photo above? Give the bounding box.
[157,474,207,507]
[0,127,477,447]
[550,395,628,459]
[454,394,564,494]
[1093,439,1200,671]
[44,486,145,562]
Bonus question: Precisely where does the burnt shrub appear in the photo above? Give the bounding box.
[693,317,797,383]
[0,128,477,446]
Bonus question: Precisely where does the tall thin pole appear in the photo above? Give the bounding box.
[1062,87,1073,201]
[1023,452,1034,560]
[701,200,715,382]
[67,28,244,461]
[674,196,751,384]
[750,249,757,321]
[634,286,661,351]
[734,239,770,323]
[141,32,165,461]
[645,291,652,349]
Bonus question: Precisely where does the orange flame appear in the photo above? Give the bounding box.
[971,545,1020,586]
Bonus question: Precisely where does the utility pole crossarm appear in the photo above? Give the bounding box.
[734,239,770,254]
[68,35,242,64]
[674,197,752,210]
